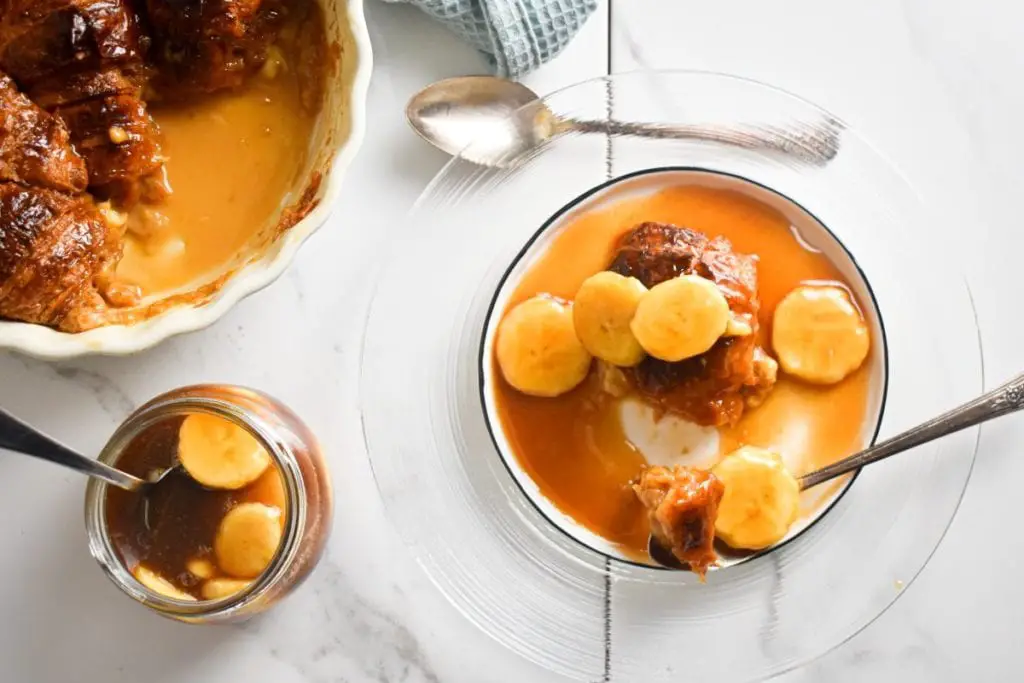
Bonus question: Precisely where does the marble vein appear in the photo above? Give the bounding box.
[242,560,440,683]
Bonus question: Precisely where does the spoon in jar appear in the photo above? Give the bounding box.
[649,370,1024,569]
[0,407,176,492]
[406,75,841,168]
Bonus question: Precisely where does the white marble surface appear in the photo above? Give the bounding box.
[2,1,1023,681]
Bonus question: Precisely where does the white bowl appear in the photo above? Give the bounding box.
[479,168,889,567]
[0,0,372,359]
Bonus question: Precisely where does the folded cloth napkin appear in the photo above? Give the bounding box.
[381,0,598,79]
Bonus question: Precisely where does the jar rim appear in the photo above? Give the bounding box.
[83,392,307,620]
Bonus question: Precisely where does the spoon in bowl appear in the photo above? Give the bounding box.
[406,75,842,168]
[649,370,1024,569]
[0,407,175,492]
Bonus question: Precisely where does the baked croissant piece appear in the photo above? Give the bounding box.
[0,182,120,331]
[0,72,87,193]
[609,222,778,426]
[0,0,146,85]
[633,465,725,578]
[145,0,287,98]
[0,65,125,330]
[0,0,165,205]
[33,66,165,205]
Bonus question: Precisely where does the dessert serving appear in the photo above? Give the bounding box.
[483,170,886,576]
[0,0,349,337]
[360,71,979,680]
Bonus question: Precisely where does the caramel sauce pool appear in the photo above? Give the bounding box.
[492,185,873,557]
[117,38,318,295]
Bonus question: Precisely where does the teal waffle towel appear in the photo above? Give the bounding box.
[382,0,599,79]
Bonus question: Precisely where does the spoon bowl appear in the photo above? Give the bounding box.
[406,76,554,167]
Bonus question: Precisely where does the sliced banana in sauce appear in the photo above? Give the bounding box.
[178,412,272,490]
[133,565,197,601]
[572,271,648,367]
[630,274,730,362]
[496,295,592,397]
[772,284,870,385]
[214,502,284,579]
[247,467,287,510]
[201,577,253,601]
[185,557,216,580]
[712,446,800,550]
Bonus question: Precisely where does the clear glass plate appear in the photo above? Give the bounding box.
[360,71,981,682]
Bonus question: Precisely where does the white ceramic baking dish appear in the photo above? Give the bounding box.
[0,0,372,359]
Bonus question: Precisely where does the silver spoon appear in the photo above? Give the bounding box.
[406,75,841,168]
[649,370,1024,569]
[0,407,175,492]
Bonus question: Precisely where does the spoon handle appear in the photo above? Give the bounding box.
[564,117,840,165]
[0,408,145,491]
[798,372,1024,490]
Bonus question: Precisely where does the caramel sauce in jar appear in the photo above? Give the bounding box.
[84,385,332,623]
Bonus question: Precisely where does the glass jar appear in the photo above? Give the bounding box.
[84,384,332,623]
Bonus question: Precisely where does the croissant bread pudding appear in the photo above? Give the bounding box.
[0,0,330,332]
[490,181,878,578]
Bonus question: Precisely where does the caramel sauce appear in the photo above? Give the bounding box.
[106,416,286,599]
[492,185,873,557]
[116,30,319,296]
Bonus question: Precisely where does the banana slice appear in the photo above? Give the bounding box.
[214,502,284,579]
[178,412,272,490]
[496,295,592,397]
[185,557,216,580]
[133,565,197,601]
[772,285,870,384]
[630,274,730,362]
[712,446,800,550]
[247,467,287,510]
[201,578,253,601]
[572,271,648,367]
